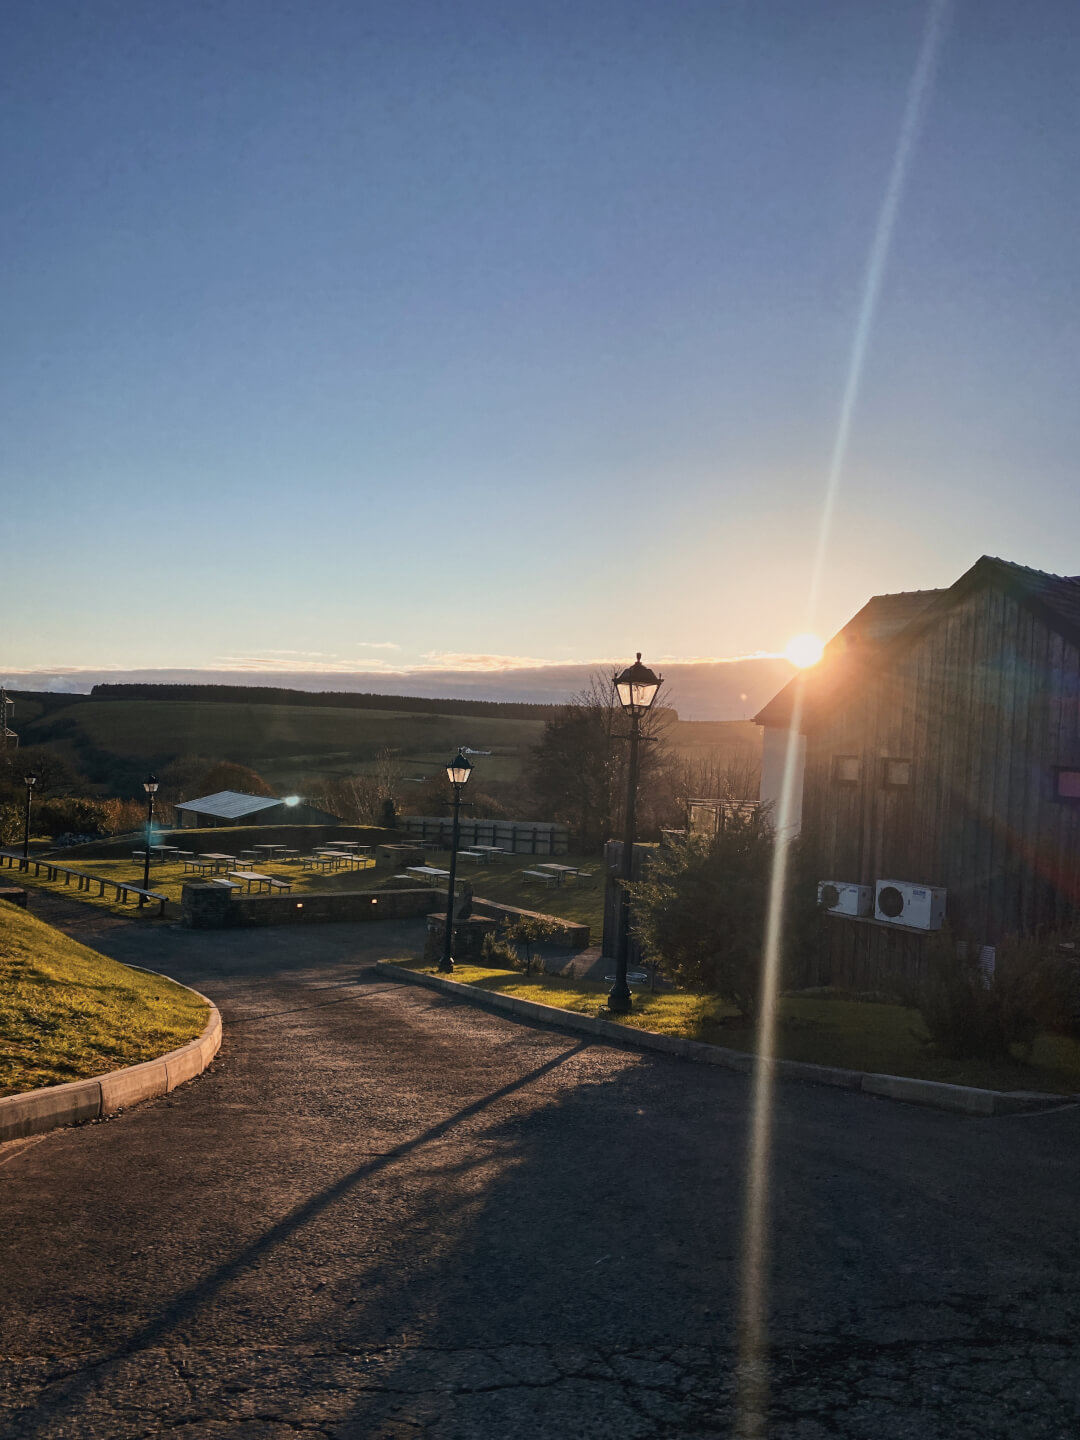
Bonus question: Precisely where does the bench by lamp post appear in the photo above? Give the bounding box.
[609,654,662,1014]
[140,774,158,905]
[438,750,473,973]
[22,773,37,870]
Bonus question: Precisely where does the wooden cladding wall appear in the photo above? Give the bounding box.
[802,585,1080,944]
[807,917,929,996]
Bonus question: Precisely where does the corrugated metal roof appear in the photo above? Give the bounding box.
[174,790,283,820]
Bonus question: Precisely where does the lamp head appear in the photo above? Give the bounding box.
[446,750,473,787]
[614,653,662,718]
[143,774,159,795]
[24,773,37,789]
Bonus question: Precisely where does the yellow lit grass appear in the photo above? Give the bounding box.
[8,854,378,920]
[399,960,1080,1096]
[0,903,207,1096]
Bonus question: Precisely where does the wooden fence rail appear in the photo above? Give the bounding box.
[0,851,169,915]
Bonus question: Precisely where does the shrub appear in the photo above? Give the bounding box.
[0,802,21,847]
[480,932,520,968]
[629,810,818,1017]
[504,914,559,975]
[910,929,1046,1061]
[34,798,110,840]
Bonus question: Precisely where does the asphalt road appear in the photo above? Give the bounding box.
[1,899,1078,1439]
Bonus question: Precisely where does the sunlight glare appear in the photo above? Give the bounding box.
[784,633,824,669]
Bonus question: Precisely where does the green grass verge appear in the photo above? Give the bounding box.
[398,960,1080,1096]
[0,903,208,1096]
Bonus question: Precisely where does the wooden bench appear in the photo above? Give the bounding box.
[267,877,293,892]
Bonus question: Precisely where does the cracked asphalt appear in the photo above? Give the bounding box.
[1,897,1079,1438]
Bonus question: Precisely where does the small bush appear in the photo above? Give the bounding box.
[910,929,1042,1061]
[504,914,559,975]
[480,932,520,968]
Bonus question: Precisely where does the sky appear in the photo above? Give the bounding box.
[3,0,1080,699]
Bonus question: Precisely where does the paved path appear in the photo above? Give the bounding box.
[1,899,1079,1438]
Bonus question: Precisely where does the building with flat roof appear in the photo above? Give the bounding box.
[174,790,339,828]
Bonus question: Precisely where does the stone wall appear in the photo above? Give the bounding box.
[59,823,396,861]
[181,883,436,929]
[471,899,589,950]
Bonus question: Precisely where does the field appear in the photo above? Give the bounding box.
[16,694,761,796]
[0,903,207,1096]
[22,699,548,790]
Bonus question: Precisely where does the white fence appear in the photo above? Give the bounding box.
[398,817,568,855]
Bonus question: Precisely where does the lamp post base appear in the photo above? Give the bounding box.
[607,981,633,1014]
[438,956,456,974]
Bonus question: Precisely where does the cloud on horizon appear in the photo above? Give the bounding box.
[0,652,795,719]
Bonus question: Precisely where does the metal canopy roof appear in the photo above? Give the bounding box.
[174,790,283,820]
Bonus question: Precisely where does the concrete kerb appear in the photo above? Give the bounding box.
[376,962,1071,1116]
[0,976,222,1144]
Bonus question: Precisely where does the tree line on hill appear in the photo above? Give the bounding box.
[88,683,564,720]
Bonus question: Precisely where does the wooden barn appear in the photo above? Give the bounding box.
[755,556,1080,989]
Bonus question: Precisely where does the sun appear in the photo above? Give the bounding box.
[784,633,825,668]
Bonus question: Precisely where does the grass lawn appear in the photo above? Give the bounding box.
[8,847,606,934]
[398,960,1080,1096]
[422,848,605,934]
[7,852,381,919]
[0,903,208,1096]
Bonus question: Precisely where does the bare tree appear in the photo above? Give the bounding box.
[527,671,671,850]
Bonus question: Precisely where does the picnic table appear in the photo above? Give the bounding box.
[182,857,217,875]
[227,870,276,894]
[535,863,579,886]
[406,865,451,886]
[151,844,182,861]
[469,845,507,861]
[301,855,340,872]
[521,868,560,888]
[131,848,174,865]
[197,853,237,873]
[253,843,287,859]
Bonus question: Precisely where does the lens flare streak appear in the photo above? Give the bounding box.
[733,5,951,1435]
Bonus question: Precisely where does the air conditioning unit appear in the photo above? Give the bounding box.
[817,881,873,917]
[874,879,947,930]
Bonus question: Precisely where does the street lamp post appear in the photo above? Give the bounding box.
[439,750,473,973]
[609,654,662,1014]
[140,774,159,904]
[21,774,37,870]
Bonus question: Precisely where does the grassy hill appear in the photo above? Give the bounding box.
[19,697,549,792]
[13,692,761,799]
[0,903,207,1095]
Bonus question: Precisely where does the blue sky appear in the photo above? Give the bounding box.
[3,0,1080,683]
